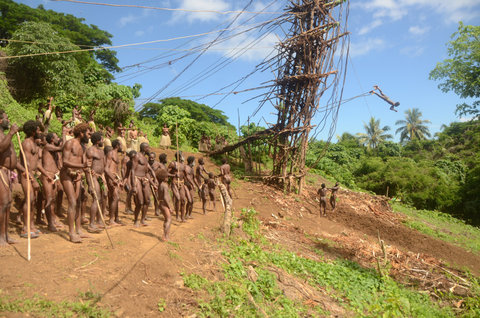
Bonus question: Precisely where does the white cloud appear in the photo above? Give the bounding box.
[119,9,153,27]
[358,0,480,24]
[408,25,430,36]
[360,0,408,21]
[459,116,473,122]
[400,46,425,57]
[358,19,383,35]
[350,38,385,57]
[172,0,231,23]
[134,30,145,37]
[119,14,138,27]
[213,32,278,62]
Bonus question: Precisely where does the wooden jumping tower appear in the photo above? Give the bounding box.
[269,0,348,193]
[209,0,349,194]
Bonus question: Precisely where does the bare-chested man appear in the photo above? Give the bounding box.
[19,120,49,238]
[0,110,20,246]
[371,85,400,112]
[60,123,91,243]
[85,131,107,232]
[34,133,47,226]
[105,140,124,225]
[195,158,208,196]
[168,151,188,222]
[131,143,157,227]
[206,172,217,211]
[148,152,162,216]
[41,132,63,232]
[185,156,199,219]
[317,183,328,217]
[158,153,169,172]
[122,150,136,215]
[155,169,172,241]
[330,182,340,210]
[218,157,232,199]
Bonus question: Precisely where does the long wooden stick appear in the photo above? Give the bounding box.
[16,133,31,261]
[150,183,159,207]
[175,121,179,162]
[87,171,114,248]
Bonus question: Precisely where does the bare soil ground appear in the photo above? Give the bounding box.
[1,148,479,317]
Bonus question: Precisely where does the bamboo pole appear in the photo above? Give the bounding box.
[87,171,114,248]
[16,132,31,261]
[176,121,179,162]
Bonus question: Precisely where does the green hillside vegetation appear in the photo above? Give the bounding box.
[138,97,237,149]
[183,209,480,317]
[306,118,480,225]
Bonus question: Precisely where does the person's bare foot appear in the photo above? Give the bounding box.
[87,225,102,233]
[47,225,58,232]
[133,221,140,228]
[54,221,65,229]
[7,236,19,244]
[36,219,47,226]
[140,221,149,227]
[69,234,82,243]
[81,218,89,225]
[109,221,121,227]
[78,232,92,239]
[154,210,160,217]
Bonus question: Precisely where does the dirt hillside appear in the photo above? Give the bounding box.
[0,148,478,316]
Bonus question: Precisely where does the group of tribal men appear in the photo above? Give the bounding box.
[0,101,233,246]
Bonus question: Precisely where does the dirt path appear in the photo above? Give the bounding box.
[1,149,479,316]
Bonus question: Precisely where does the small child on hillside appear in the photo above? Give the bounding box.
[156,169,172,241]
[201,172,217,212]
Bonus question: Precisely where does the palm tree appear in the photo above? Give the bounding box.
[395,108,431,142]
[356,117,392,149]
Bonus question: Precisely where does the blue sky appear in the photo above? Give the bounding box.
[18,0,480,141]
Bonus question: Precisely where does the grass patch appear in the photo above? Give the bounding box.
[183,208,474,317]
[182,264,311,317]
[392,203,480,254]
[0,292,110,317]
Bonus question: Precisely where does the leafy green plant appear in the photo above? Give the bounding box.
[157,298,166,312]
[183,208,460,317]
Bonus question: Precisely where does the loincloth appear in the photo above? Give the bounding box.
[91,171,107,193]
[61,167,83,182]
[106,174,122,189]
[40,170,59,184]
[135,176,150,188]
[171,179,185,189]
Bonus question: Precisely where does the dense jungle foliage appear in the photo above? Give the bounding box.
[307,119,480,225]
[0,1,234,147]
